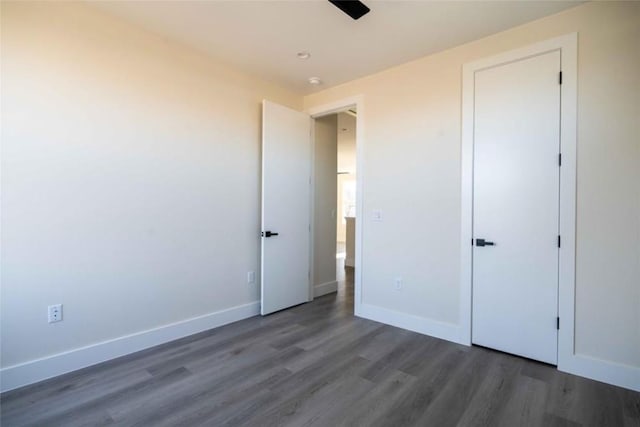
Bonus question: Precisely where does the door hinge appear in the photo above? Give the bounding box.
[559,71,563,85]
[558,153,562,166]
[557,317,560,330]
[557,235,561,248]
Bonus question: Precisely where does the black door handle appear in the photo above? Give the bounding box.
[262,231,279,238]
[476,238,495,247]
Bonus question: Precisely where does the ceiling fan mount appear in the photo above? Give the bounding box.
[328,0,370,20]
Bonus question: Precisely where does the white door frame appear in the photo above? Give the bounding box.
[460,34,577,370]
[307,96,364,315]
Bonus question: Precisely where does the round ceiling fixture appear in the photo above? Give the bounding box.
[297,51,311,60]
[308,77,322,85]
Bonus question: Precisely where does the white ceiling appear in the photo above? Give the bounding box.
[92,1,582,94]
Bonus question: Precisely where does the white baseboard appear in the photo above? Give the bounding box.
[358,303,464,345]
[314,280,338,297]
[359,304,639,392]
[559,353,640,392]
[5,299,636,395]
[0,301,260,393]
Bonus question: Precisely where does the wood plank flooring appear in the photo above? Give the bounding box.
[2,269,638,426]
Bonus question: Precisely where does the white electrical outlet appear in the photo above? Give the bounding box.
[48,304,63,323]
[372,210,383,222]
[247,271,256,284]
[394,277,403,291]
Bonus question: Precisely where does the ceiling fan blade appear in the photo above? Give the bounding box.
[328,0,370,20]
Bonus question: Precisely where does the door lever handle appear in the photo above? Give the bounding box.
[476,238,495,247]
[262,231,279,238]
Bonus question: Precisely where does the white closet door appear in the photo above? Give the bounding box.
[472,50,561,364]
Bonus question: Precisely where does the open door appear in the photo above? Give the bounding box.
[261,100,312,315]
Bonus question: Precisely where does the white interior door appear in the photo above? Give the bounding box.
[261,100,311,315]
[472,51,561,364]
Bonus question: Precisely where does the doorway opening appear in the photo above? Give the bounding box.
[260,97,362,316]
[310,103,360,311]
[336,110,357,300]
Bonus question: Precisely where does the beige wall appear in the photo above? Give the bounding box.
[2,0,638,387]
[305,1,640,368]
[337,113,356,174]
[0,2,302,368]
[337,112,356,242]
[313,115,338,289]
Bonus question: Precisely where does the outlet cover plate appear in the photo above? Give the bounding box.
[48,304,63,323]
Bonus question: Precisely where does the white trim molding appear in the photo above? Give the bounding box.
[307,95,365,318]
[0,301,260,393]
[565,354,640,392]
[462,33,578,349]
[461,33,578,351]
[461,33,638,392]
[359,303,464,345]
[313,280,339,297]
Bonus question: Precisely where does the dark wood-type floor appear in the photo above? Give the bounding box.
[2,268,639,426]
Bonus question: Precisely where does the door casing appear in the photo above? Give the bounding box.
[460,34,577,371]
